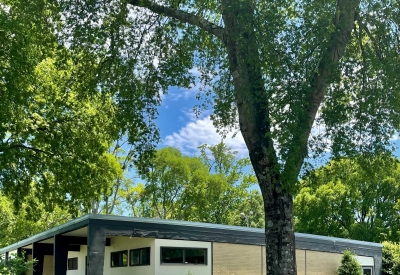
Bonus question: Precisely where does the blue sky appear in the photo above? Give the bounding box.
[156,86,249,158]
[155,85,400,165]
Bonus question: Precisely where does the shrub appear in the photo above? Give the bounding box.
[337,249,362,275]
[382,241,400,275]
[0,253,36,275]
[393,262,400,275]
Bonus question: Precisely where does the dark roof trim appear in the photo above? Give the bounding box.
[0,214,382,256]
[0,215,89,254]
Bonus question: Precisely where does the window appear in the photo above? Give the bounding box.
[161,247,207,264]
[67,258,78,270]
[111,250,128,267]
[130,247,150,266]
[362,267,373,275]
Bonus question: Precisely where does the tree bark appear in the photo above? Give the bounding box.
[126,0,360,274]
[219,1,298,273]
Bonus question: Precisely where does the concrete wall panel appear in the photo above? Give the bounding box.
[43,255,53,275]
[213,243,262,275]
[296,249,306,275]
[306,250,342,275]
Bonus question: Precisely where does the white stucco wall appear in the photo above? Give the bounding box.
[104,236,155,275]
[154,239,212,275]
[67,246,87,275]
[356,255,374,266]
[66,236,155,275]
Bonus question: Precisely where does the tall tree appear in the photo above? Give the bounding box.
[0,55,122,212]
[0,190,71,247]
[294,157,400,243]
[134,145,258,225]
[0,1,126,212]
[4,0,400,273]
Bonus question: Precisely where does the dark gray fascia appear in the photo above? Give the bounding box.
[0,214,382,258]
[0,215,90,254]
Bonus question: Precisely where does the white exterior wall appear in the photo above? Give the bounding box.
[67,246,87,275]
[154,239,212,275]
[356,255,374,266]
[66,237,155,275]
[104,236,155,275]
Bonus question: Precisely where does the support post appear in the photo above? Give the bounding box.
[5,252,9,266]
[54,235,69,275]
[32,243,45,275]
[87,224,106,275]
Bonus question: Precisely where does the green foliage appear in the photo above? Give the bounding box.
[0,191,71,247]
[337,250,362,275]
[382,242,400,275]
[0,0,154,213]
[294,157,400,242]
[4,0,400,272]
[131,144,263,227]
[393,262,400,275]
[0,253,36,275]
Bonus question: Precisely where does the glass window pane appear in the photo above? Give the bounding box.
[161,248,184,263]
[185,249,206,264]
[67,258,78,270]
[363,267,372,275]
[111,253,118,267]
[140,248,150,265]
[111,251,128,267]
[122,252,127,266]
[130,250,140,266]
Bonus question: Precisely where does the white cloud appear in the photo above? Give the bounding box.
[163,116,248,157]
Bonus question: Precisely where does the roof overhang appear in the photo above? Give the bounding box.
[0,214,383,257]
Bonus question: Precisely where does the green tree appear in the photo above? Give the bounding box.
[295,157,400,242]
[0,33,123,212]
[0,191,71,247]
[192,143,257,224]
[337,249,362,275]
[382,242,400,275]
[0,253,36,275]
[230,189,265,228]
[134,145,258,225]
[4,0,400,273]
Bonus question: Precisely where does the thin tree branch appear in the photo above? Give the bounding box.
[127,0,224,40]
[1,144,55,156]
[283,0,361,179]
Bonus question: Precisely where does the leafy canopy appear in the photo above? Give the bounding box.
[295,156,400,242]
[136,144,261,226]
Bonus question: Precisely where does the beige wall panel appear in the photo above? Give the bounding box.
[262,246,266,275]
[27,254,33,275]
[306,250,342,275]
[259,247,306,275]
[43,255,54,275]
[296,249,305,275]
[213,243,262,275]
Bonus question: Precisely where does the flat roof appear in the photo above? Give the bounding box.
[0,214,382,256]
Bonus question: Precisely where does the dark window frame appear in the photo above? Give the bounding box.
[129,247,151,266]
[362,266,374,275]
[67,257,78,270]
[160,247,207,265]
[110,250,128,268]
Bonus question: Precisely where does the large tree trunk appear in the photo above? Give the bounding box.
[126,0,361,274]
[220,1,297,274]
[261,179,297,274]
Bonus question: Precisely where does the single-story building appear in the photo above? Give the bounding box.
[0,214,382,275]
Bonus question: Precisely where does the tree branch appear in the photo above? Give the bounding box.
[283,0,361,179]
[127,0,224,40]
[0,144,55,156]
